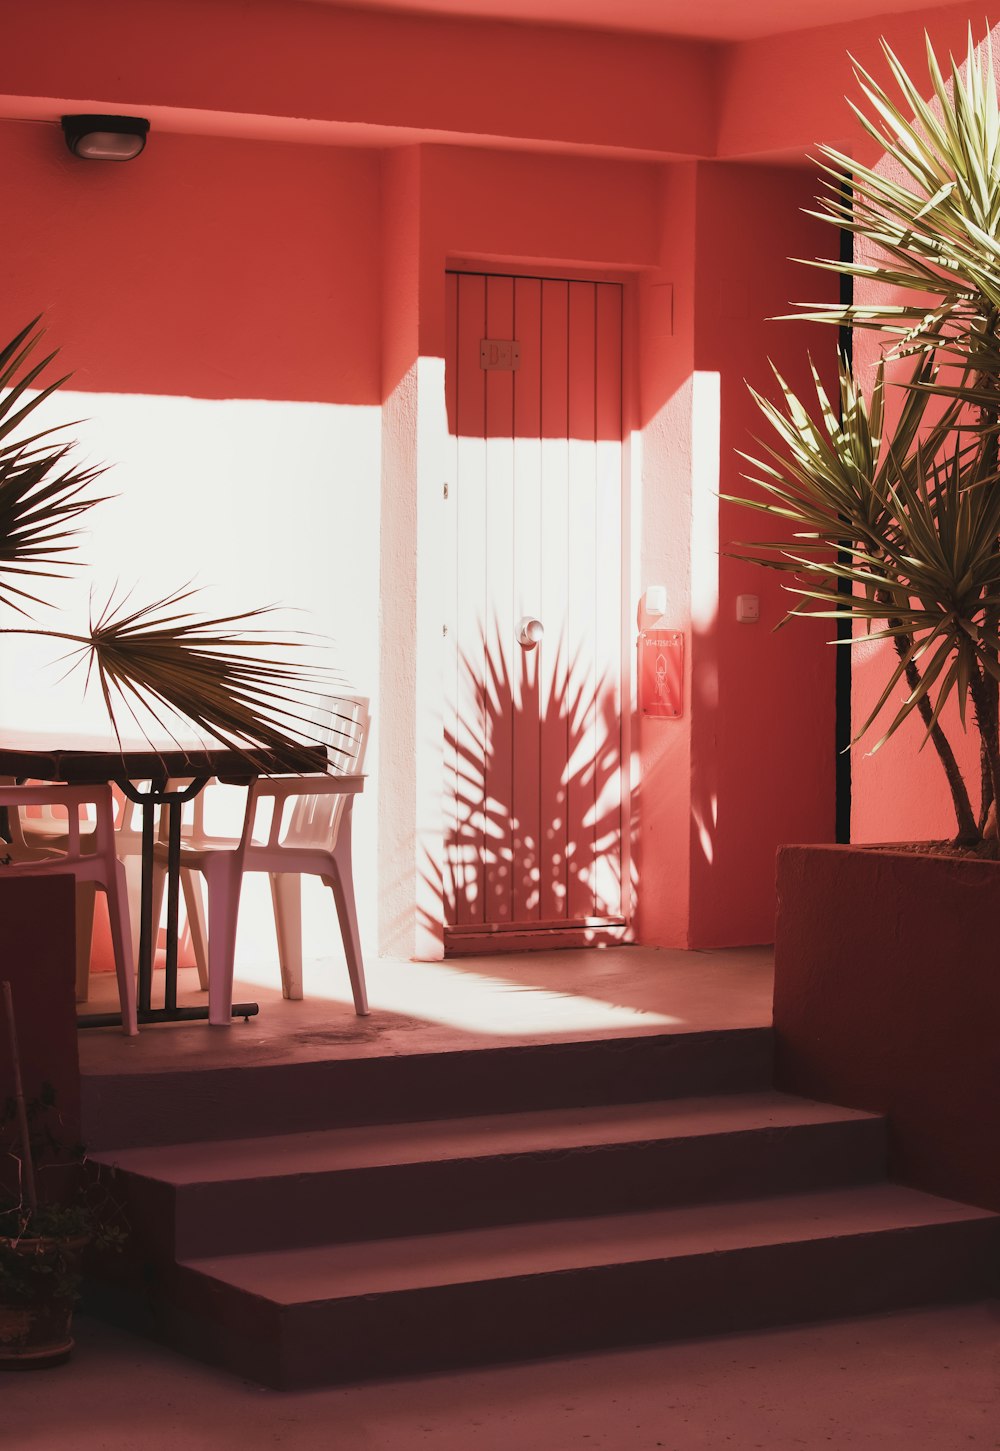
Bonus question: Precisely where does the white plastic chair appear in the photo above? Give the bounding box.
[2,781,100,1002]
[2,783,208,1003]
[0,783,137,1035]
[152,698,370,1026]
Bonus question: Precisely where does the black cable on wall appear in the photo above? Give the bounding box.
[836,207,854,844]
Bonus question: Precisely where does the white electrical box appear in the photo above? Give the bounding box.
[736,594,760,623]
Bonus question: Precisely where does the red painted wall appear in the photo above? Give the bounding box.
[633,163,698,946]
[0,118,380,404]
[718,3,981,159]
[0,115,384,973]
[14,0,965,953]
[687,163,837,946]
[2,0,720,159]
[840,27,999,846]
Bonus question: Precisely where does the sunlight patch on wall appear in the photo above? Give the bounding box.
[690,371,721,631]
[0,388,382,948]
[0,390,382,711]
[692,789,717,866]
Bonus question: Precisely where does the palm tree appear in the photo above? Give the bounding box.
[728,29,1000,846]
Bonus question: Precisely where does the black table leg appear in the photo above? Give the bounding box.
[137,790,156,1016]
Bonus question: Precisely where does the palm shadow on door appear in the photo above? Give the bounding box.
[441,633,630,945]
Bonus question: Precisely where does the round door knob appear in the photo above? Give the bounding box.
[517,616,544,649]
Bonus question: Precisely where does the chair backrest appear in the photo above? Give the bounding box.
[0,778,135,846]
[280,696,370,851]
[0,783,116,863]
[318,695,370,773]
[165,697,371,850]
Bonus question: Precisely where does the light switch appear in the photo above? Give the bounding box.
[736,593,759,623]
[644,585,667,618]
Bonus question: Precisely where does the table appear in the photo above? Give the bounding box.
[0,730,326,1028]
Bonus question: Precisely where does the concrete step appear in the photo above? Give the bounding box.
[167,1184,1000,1387]
[96,1091,886,1257]
[82,1025,774,1148]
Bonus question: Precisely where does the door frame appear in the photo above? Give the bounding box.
[438,260,636,954]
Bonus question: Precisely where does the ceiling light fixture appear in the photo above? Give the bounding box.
[61,114,150,162]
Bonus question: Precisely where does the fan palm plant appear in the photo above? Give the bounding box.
[728,28,1000,847]
[0,317,335,765]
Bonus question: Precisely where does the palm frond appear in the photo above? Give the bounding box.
[42,588,343,771]
[0,320,107,615]
[788,30,1000,373]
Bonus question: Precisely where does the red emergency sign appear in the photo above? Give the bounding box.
[639,629,684,718]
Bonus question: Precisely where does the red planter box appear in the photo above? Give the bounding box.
[0,874,79,1203]
[773,844,1000,1212]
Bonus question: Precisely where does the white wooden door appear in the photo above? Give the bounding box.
[444,271,625,947]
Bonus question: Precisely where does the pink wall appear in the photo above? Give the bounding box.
[396,149,838,949]
[633,162,838,948]
[0,118,380,403]
[845,29,1000,845]
[3,0,720,159]
[7,0,985,958]
[416,148,662,351]
[718,3,981,158]
[380,149,669,956]
[689,164,837,945]
[633,164,698,947]
[7,0,982,166]
[378,148,425,957]
[0,112,385,971]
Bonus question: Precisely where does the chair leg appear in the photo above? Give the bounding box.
[121,851,144,974]
[181,868,210,991]
[269,873,303,1000]
[74,883,96,1004]
[325,846,368,1017]
[106,861,138,1036]
[202,859,243,1027]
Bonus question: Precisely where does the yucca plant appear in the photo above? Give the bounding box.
[0,318,335,766]
[728,28,1000,848]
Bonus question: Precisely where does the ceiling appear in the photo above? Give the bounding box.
[303,0,950,41]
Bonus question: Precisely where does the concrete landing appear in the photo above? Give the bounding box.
[77,944,774,1075]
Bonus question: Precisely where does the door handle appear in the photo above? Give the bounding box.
[517,617,544,650]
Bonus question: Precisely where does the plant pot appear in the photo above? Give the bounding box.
[0,1234,86,1368]
[773,843,1000,1214]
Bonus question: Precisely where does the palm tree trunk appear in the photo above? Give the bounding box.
[978,743,993,834]
[969,662,1000,827]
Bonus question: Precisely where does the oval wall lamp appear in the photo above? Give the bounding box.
[61,114,149,162]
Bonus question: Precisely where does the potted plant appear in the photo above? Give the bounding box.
[728,31,1000,1215]
[0,982,125,1367]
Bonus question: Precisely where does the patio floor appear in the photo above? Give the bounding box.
[77,943,775,1077]
[7,1301,998,1449]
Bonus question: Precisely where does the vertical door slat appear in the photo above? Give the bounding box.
[594,283,624,917]
[452,274,488,925]
[511,277,543,923]
[538,279,571,922]
[443,273,461,923]
[483,276,516,923]
[566,281,599,921]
